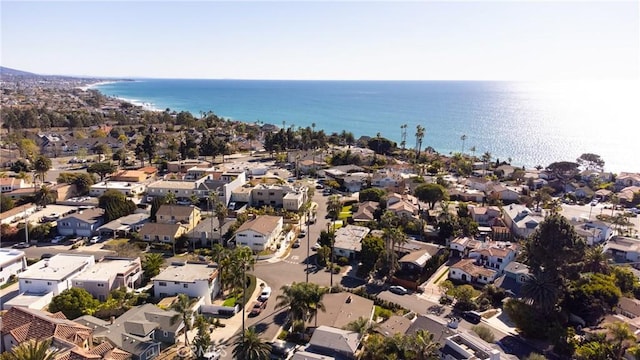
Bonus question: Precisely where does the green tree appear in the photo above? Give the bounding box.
[192,316,212,359]
[49,287,99,319]
[17,138,40,161]
[275,282,328,334]
[4,338,60,360]
[171,293,194,347]
[214,200,228,244]
[471,325,495,343]
[451,284,477,310]
[414,183,448,209]
[143,253,164,280]
[343,316,374,336]
[1,195,15,212]
[87,162,117,182]
[583,245,610,274]
[33,155,51,185]
[34,185,56,207]
[326,195,342,220]
[577,153,605,171]
[415,125,425,159]
[11,159,31,173]
[606,321,636,359]
[359,188,386,203]
[359,236,385,277]
[112,148,127,167]
[142,133,157,164]
[521,270,562,314]
[98,189,137,222]
[232,327,271,360]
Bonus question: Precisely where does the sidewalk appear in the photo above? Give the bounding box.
[417,263,450,303]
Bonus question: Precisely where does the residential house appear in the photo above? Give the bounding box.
[371,169,405,191]
[617,297,640,319]
[469,206,501,226]
[304,326,361,360]
[90,181,147,197]
[448,258,498,285]
[0,177,30,193]
[616,172,640,190]
[604,236,640,266]
[342,173,368,193]
[234,215,283,252]
[579,220,614,244]
[618,186,640,205]
[186,216,233,246]
[156,205,201,231]
[0,249,27,286]
[72,257,142,301]
[502,204,544,238]
[399,250,433,273]
[493,261,530,297]
[152,262,219,303]
[18,254,95,296]
[167,159,212,173]
[386,192,420,218]
[111,170,148,183]
[375,315,413,338]
[57,208,105,237]
[441,333,502,360]
[251,184,307,211]
[465,177,494,192]
[488,184,520,202]
[449,236,482,258]
[138,223,188,244]
[308,292,374,329]
[77,304,184,360]
[98,213,149,238]
[574,185,595,199]
[146,178,208,201]
[449,187,486,203]
[468,241,518,274]
[571,220,604,246]
[333,225,371,260]
[0,306,131,359]
[352,201,378,222]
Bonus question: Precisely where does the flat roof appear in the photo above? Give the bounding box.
[91,181,144,189]
[0,248,26,265]
[152,262,217,283]
[148,180,197,190]
[20,254,94,281]
[74,257,140,282]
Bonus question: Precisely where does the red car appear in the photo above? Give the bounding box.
[250,300,267,316]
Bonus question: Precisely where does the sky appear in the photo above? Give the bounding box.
[1,1,639,80]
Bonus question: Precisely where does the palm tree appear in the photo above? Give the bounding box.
[520,270,561,314]
[214,201,228,244]
[610,194,620,217]
[481,151,491,175]
[16,171,32,183]
[275,283,309,328]
[326,195,342,221]
[4,339,59,360]
[232,327,271,360]
[343,316,375,336]
[415,125,425,160]
[34,185,56,207]
[33,155,51,186]
[583,245,610,274]
[606,321,636,360]
[307,284,328,327]
[233,246,255,338]
[469,146,477,160]
[404,329,440,360]
[171,293,194,348]
[460,134,467,154]
[164,192,177,205]
[142,253,165,280]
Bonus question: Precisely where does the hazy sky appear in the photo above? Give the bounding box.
[1,1,638,80]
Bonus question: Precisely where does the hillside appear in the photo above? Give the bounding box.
[0,66,38,77]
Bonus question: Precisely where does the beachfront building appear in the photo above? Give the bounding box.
[152,262,220,303]
[0,249,27,286]
[234,215,283,252]
[72,257,142,301]
[18,254,95,296]
[89,181,147,197]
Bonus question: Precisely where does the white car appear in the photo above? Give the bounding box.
[51,235,65,244]
[389,285,409,295]
[259,286,272,301]
[312,242,322,251]
[90,236,101,244]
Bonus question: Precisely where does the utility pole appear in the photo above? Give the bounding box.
[306,209,311,283]
[328,222,334,289]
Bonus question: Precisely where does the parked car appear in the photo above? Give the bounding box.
[90,236,101,244]
[462,310,482,324]
[590,199,599,206]
[259,286,272,301]
[298,230,307,238]
[312,242,322,251]
[14,242,31,249]
[292,240,301,248]
[389,285,409,295]
[40,253,53,260]
[250,300,267,316]
[51,235,65,244]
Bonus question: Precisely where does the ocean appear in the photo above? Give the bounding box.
[94,79,640,173]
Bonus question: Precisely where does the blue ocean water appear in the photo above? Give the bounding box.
[95,79,640,173]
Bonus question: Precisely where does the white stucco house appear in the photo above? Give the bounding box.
[234,215,283,252]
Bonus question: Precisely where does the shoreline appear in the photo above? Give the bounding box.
[77,80,120,91]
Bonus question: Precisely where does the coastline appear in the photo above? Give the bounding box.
[77,80,120,92]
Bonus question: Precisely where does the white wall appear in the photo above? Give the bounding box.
[0,255,26,286]
[154,279,211,300]
[19,278,69,296]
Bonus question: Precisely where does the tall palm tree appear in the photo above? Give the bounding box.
[460,134,467,154]
[4,339,59,360]
[232,327,271,360]
[33,155,51,186]
[164,192,177,205]
[275,283,309,328]
[481,151,492,175]
[583,245,610,274]
[214,201,228,244]
[34,185,56,207]
[404,329,440,360]
[520,270,561,314]
[606,321,636,360]
[233,246,255,338]
[415,125,425,160]
[326,195,342,221]
[16,171,32,183]
[307,284,328,327]
[610,194,619,217]
[343,316,376,336]
[171,293,194,348]
[142,252,165,280]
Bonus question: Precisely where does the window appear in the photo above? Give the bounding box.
[159,282,167,286]
[183,284,188,288]
[253,234,262,238]
[497,258,503,263]
[97,283,105,287]
[163,331,169,337]
[47,282,52,285]
[25,280,32,284]
[164,236,170,241]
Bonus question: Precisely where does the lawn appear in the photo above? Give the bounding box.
[338,205,352,220]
